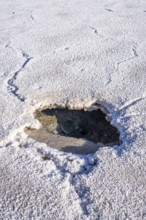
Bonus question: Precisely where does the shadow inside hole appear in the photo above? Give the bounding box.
[25,107,121,154]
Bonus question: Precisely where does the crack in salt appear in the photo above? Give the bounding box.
[118,96,146,112]
[71,174,97,216]
[89,26,114,42]
[29,10,35,21]
[35,147,98,215]
[132,46,138,57]
[105,8,114,12]
[7,50,33,102]
[105,45,139,86]
[115,46,139,71]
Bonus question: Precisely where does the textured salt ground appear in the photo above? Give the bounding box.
[0,0,146,219]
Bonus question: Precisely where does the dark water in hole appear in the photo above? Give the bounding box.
[41,108,119,144]
[26,108,121,154]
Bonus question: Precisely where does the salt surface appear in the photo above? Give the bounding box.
[0,0,146,219]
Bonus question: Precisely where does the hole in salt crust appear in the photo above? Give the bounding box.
[25,106,121,155]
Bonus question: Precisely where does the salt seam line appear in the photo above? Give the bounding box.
[7,55,33,102]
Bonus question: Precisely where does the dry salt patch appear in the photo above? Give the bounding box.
[25,107,121,155]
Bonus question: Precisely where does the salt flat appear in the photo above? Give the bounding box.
[0,0,146,219]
